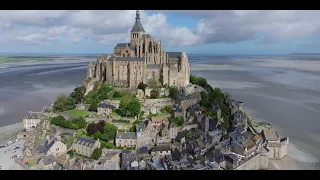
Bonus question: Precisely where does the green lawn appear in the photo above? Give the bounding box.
[64,109,90,117]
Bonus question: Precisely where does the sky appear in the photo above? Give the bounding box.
[0,10,319,55]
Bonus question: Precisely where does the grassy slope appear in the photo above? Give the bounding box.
[63,109,90,117]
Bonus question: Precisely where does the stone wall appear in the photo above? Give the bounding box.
[85,118,112,123]
[103,100,121,109]
[181,124,198,131]
[235,153,269,170]
[142,98,174,114]
[50,124,76,137]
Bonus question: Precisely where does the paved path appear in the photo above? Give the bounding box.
[0,139,24,170]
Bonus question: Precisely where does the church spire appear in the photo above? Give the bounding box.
[131,10,145,33]
[136,10,140,20]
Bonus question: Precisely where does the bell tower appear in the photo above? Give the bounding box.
[130,10,146,50]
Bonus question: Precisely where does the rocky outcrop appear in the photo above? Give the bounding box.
[83,54,112,95]
[23,116,51,158]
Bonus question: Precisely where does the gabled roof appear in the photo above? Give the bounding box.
[41,155,56,166]
[262,129,279,141]
[171,148,182,161]
[74,137,97,148]
[98,102,116,109]
[131,10,145,33]
[151,145,171,152]
[137,146,149,154]
[116,132,136,140]
[131,19,145,33]
[114,43,130,48]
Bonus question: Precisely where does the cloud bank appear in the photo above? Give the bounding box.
[0,10,319,48]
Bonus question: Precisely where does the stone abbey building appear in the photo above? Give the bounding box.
[87,10,190,89]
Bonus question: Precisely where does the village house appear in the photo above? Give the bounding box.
[23,111,42,131]
[172,104,184,118]
[120,150,134,170]
[136,120,158,148]
[231,111,248,131]
[115,131,137,147]
[72,137,101,157]
[38,155,57,170]
[150,145,171,158]
[100,152,121,165]
[136,146,151,159]
[156,123,171,144]
[97,102,117,116]
[94,162,120,170]
[35,137,67,156]
[261,129,289,160]
[76,103,87,110]
[151,116,169,127]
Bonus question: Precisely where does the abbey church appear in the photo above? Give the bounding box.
[86,10,190,89]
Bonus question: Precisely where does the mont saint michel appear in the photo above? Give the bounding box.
[2,10,320,171]
[84,10,190,93]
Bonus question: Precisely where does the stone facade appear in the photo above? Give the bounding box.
[23,111,42,131]
[72,137,101,157]
[261,129,289,160]
[84,10,190,91]
[115,132,137,147]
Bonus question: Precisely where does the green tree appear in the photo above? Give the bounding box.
[52,95,76,112]
[91,148,102,160]
[113,91,122,98]
[102,123,117,142]
[70,86,86,104]
[169,86,180,100]
[117,98,141,117]
[71,117,87,129]
[98,83,113,101]
[83,90,99,104]
[162,105,173,113]
[94,131,103,140]
[150,89,159,99]
[67,150,74,158]
[137,82,147,91]
[89,99,98,112]
[130,120,142,132]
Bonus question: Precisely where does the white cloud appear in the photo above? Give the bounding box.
[0,10,319,48]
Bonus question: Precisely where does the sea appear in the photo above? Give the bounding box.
[0,53,320,168]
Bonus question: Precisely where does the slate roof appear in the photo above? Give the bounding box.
[121,150,133,170]
[163,155,174,170]
[113,57,144,62]
[137,146,149,154]
[116,132,137,139]
[101,152,119,163]
[209,119,219,131]
[114,43,130,48]
[171,148,182,161]
[98,103,116,109]
[131,12,145,33]
[226,154,238,163]
[26,111,41,119]
[167,52,182,59]
[41,155,56,166]
[151,145,171,152]
[35,138,58,154]
[74,137,97,148]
